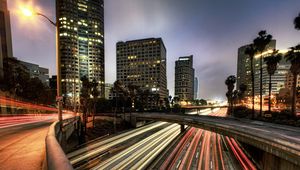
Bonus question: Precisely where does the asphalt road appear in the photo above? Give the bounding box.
[0,120,53,170]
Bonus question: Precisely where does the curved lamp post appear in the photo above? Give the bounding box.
[21,7,63,122]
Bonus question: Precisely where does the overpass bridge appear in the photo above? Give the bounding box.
[131,111,300,169]
[181,105,227,110]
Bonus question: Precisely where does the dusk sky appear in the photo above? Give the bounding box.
[7,0,300,100]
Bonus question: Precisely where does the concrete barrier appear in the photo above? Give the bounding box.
[45,117,80,170]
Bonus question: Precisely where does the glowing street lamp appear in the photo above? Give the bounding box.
[21,8,33,17]
[21,6,63,122]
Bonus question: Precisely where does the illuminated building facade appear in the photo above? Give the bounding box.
[20,61,49,86]
[237,44,252,96]
[0,0,13,78]
[116,38,168,108]
[194,77,198,99]
[237,40,278,97]
[57,0,105,105]
[237,40,293,97]
[175,55,195,101]
[285,73,300,90]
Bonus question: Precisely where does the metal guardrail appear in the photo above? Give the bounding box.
[45,117,80,170]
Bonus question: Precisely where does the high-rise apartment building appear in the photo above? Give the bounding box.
[104,83,113,99]
[285,73,300,90]
[57,0,105,106]
[20,61,49,86]
[194,77,198,99]
[236,44,252,96]
[116,38,168,106]
[175,55,195,101]
[0,0,13,78]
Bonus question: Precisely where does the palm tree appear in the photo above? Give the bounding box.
[245,44,257,118]
[225,75,236,115]
[263,50,282,112]
[285,45,300,116]
[253,30,273,116]
[294,13,300,30]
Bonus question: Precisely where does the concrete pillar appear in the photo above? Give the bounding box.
[180,124,185,133]
[261,151,300,170]
[130,115,137,128]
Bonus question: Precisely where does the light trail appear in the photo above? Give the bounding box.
[69,122,168,165]
[167,128,196,170]
[0,96,57,112]
[93,124,180,170]
[0,114,73,129]
[160,108,256,170]
[159,127,195,170]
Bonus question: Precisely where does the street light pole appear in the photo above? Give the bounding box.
[55,0,62,122]
[55,19,63,123]
[31,11,62,122]
[21,4,63,122]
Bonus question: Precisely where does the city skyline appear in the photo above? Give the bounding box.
[7,0,300,100]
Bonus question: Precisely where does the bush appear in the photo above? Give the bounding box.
[233,106,251,118]
[172,104,182,113]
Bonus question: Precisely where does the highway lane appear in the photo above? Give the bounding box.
[160,110,256,170]
[92,124,180,170]
[0,120,53,170]
[134,108,300,166]
[0,115,56,129]
[0,113,74,129]
[68,121,172,168]
[0,96,57,112]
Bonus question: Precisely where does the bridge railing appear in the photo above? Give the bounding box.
[45,116,80,170]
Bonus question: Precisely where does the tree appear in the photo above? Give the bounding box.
[245,44,257,118]
[199,99,207,105]
[253,30,273,116]
[225,75,236,115]
[112,80,128,132]
[238,84,247,102]
[264,50,282,113]
[285,45,300,116]
[127,84,138,111]
[91,79,99,127]
[80,76,90,134]
[294,13,300,30]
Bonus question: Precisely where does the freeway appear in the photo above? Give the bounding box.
[72,108,256,170]
[159,110,256,170]
[0,114,57,129]
[133,109,300,166]
[68,121,173,169]
[93,124,180,170]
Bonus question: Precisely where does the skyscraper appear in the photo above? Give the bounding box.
[237,40,276,96]
[57,0,105,105]
[175,55,195,101]
[254,40,276,95]
[236,44,252,96]
[20,60,49,86]
[116,38,168,107]
[0,0,13,78]
[194,77,198,99]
